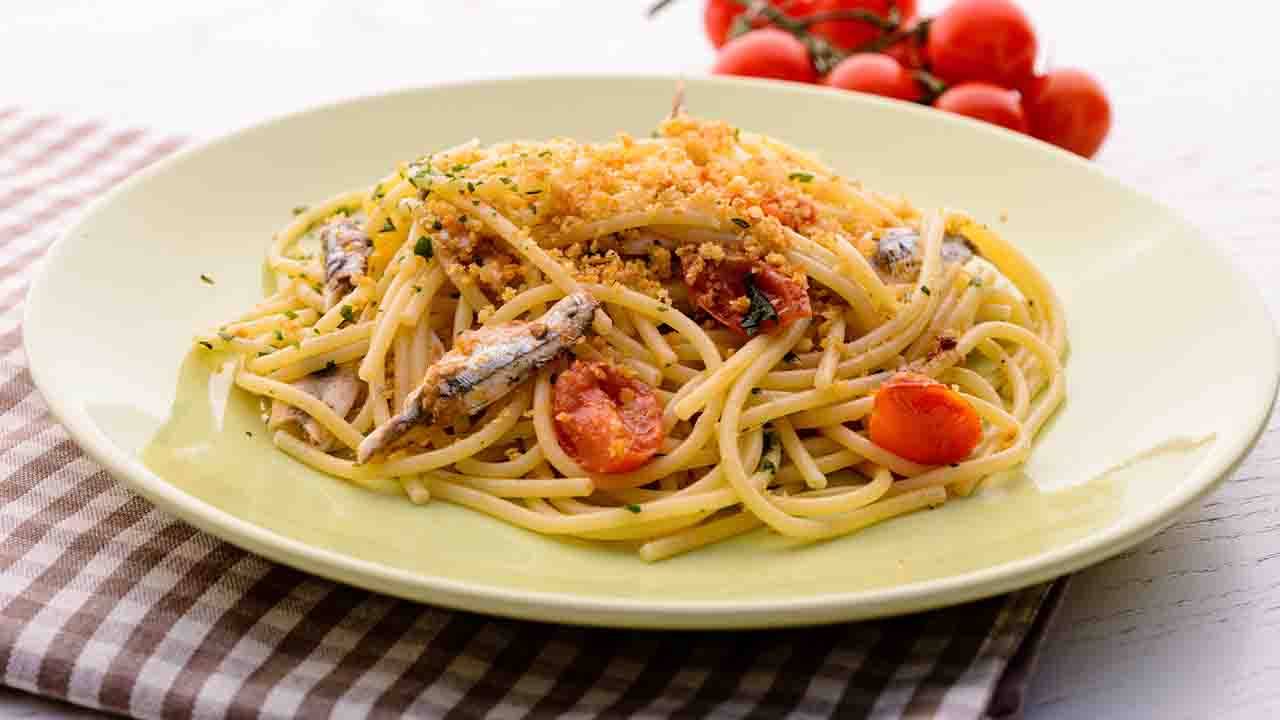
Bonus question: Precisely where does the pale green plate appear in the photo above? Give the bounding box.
[25,76,1277,628]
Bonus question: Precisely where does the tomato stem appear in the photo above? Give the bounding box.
[645,0,678,18]
[725,1,911,76]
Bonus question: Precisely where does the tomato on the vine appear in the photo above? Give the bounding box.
[704,0,823,48]
[808,0,918,52]
[926,0,1038,88]
[712,28,818,83]
[884,20,927,69]
[823,53,921,102]
[934,83,1027,132]
[1022,68,1112,158]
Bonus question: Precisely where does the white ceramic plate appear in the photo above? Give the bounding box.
[25,76,1278,628]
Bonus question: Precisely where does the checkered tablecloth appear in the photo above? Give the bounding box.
[0,107,1064,719]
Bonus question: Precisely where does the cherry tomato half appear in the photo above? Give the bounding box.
[686,257,813,338]
[926,0,1038,89]
[868,372,983,465]
[1022,68,1112,158]
[824,53,921,102]
[934,82,1028,133]
[553,360,665,475]
[712,28,819,84]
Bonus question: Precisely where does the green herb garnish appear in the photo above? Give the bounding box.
[920,285,931,296]
[739,273,779,337]
[340,305,355,323]
[284,310,297,320]
[200,274,215,285]
[415,236,434,259]
[624,504,642,514]
[198,340,213,350]
[382,218,396,233]
[291,205,308,216]
[788,172,814,183]
[731,217,750,229]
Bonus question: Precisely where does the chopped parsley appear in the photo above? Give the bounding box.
[525,189,542,195]
[245,431,253,437]
[538,150,553,158]
[466,181,476,193]
[970,277,983,288]
[739,273,779,337]
[920,285,931,296]
[499,177,512,185]
[450,163,468,172]
[291,205,308,216]
[198,340,214,350]
[731,217,750,229]
[788,172,815,183]
[284,310,297,320]
[733,127,741,141]
[274,330,284,342]
[199,273,215,285]
[339,305,355,323]
[415,236,434,259]
[759,459,776,474]
[624,504,642,514]
[382,218,396,233]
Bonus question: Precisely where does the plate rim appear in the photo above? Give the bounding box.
[23,74,1280,629]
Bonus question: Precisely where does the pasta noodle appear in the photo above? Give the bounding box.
[197,110,1067,561]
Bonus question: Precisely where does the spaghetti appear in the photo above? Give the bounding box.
[197,112,1066,561]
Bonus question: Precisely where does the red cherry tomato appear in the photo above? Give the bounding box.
[934,83,1028,132]
[686,257,812,338]
[926,0,1038,88]
[1022,68,1112,158]
[553,360,665,476]
[869,372,982,465]
[824,53,921,102]
[712,29,819,84]
[704,0,823,49]
[809,0,918,52]
[884,20,927,69]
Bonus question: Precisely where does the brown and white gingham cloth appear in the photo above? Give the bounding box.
[0,108,1065,719]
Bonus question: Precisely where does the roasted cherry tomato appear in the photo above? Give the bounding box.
[712,28,819,83]
[553,360,665,475]
[1022,68,1112,158]
[823,53,921,102]
[926,0,1038,88]
[869,372,983,465]
[934,82,1028,132]
[686,257,812,337]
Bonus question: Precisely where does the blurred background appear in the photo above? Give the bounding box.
[5,2,1280,718]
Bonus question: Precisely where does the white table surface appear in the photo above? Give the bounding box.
[5,1,1278,717]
